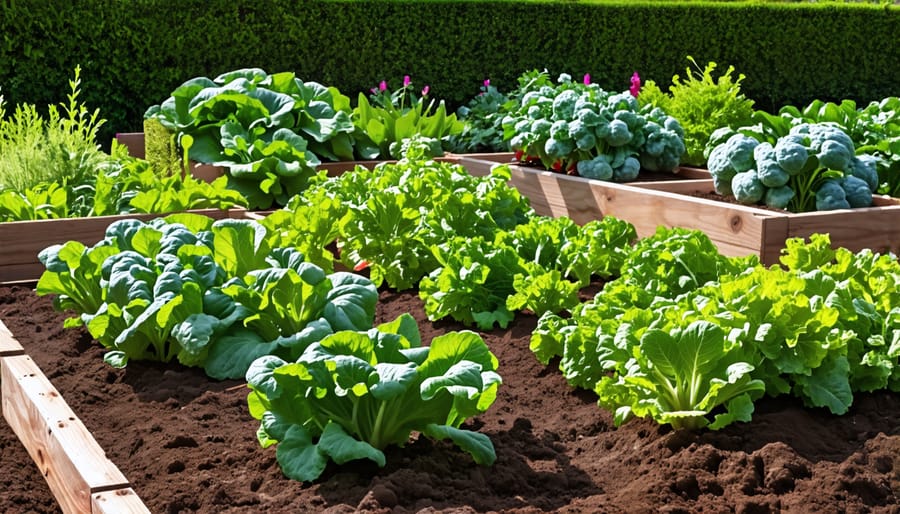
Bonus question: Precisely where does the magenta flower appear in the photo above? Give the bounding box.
[421,85,430,97]
[379,80,388,91]
[403,75,411,87]
[483,78,490,88]
[629,72,641,98]
[583,73,591,85]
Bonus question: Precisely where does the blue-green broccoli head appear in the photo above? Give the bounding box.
[731,171,765,204]
[606,119,633,147]
[847,154,880,192]
[725,134,759,173]
[753,142,776,165]
[839,175,873,208]
[576,155,614,181]
[713,175,734,197]
[550,120,571,140]
[764,185,795,210]
[708,144,737,182]
[774,138,809,175]
[544,137,575,159]
[815,179,851,211]
[757,159,790,188]
[552,89,579,120]
[817,139,853,171]
[612,157,641,182]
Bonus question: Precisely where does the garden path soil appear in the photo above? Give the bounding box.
[2,283,900,513]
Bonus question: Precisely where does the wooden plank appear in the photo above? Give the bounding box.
[758,216,791,266]
[92,488,151,514]
[633,179,715,193]
[0,319,24,356]
[504,166,772,253]
[784,202,900,255]
[0,208,244,284]
[1,354,130,514]
[114,132,145,159]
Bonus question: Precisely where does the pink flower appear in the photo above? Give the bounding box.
[483,78,490,88]
[403,75,411,87]
[379,80,387,91]
[629,72,641,98]
[421,85,430,97]
[370,87,377,94]
[583,73,591,85]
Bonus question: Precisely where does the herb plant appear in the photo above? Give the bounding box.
[639,57,755,166]
[0,66,110,194]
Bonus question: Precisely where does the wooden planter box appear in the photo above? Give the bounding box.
[456,154,900,265]
[0,209,246,284]
[115,132,451,182]
[1,320,151,513]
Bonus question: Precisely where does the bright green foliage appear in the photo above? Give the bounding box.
[531,229,900,430]
[264,155,533,291]
[0,66,110,194]
[639,57,755,166]
[419,215,636,329]
[596,321,766,431]
[145,68,356,209]
[420,236,524,330]
[245,314,501,482]
[352,83,464,159]
[36,214,378,379]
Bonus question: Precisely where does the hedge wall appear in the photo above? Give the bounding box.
[1,0,897,147]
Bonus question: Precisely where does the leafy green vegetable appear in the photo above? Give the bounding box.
[246,314,501,482]
[639,57,755,166]
[145,68,357,209]
[596,320,766,430]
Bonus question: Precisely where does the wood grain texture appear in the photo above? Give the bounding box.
[92,488,151,514]
[0,319,24,356]
[455,155,900,265]
[0,209,244,284]
[1,354,133,514]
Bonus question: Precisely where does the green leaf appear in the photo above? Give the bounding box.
[275,425,329,482]
[422,423,496,466]
[318,421,386,467]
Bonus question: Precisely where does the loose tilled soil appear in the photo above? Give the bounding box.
[2,283,900,513]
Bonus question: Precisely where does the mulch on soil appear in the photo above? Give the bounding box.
[2,283,899,514]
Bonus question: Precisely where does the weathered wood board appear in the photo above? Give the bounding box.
[456,154,900,265]
[0,209,244,284]
[1,353,149,513]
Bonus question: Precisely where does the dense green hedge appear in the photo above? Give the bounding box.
[1,0,897,147]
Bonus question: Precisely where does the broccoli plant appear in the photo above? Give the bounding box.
[500,71,686,182]
[707,123,879,212]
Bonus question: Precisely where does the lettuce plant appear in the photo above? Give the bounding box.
[246,313,501,482]
[37,214,378,379]
[145,68,356,209]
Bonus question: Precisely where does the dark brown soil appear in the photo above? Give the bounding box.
[2,283,900,514]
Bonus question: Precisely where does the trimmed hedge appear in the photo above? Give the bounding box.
[1,0,897,147]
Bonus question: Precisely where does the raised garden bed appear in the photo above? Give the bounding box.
[115,132,458,183]
[1,284,899,512]
[457,154,900,265]
[0,208,247,284]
